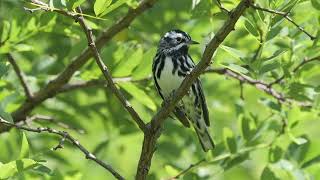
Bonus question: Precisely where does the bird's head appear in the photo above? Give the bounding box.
[158,29,199,54]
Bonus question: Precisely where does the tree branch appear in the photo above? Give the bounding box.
[75,7,146,132]
[6,53,33,100]
[19,114,85,134]
[251,4,316,40]
[136,1,252,179]
[57,77,151,94]
[0,117,125,180]
[6,0,158,128]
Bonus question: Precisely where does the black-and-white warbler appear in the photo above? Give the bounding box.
[152,30,215,151]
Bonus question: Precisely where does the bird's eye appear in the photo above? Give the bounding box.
[176,37,182,42]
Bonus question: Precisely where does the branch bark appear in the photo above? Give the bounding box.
[136,0,252,179]
[0,117,125,180]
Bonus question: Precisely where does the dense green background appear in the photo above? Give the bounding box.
[0,0,320,179]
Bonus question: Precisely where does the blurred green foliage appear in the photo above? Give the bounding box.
[0,0,320,179]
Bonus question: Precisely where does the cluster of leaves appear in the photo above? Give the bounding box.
[0,0,320,179]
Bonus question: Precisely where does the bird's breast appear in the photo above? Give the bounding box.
[157,57,184,98]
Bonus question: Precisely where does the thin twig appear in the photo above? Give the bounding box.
[0,117,125,180]
[6,54,33,100]
[269,56,320,86]
[251,4,316,40]
[75,7,146,132]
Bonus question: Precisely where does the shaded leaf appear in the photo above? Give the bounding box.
[301,155,320,168]
[223,127,237,153]
[19,132,30,159]
[311,0,320,10]
[244,18,259,37]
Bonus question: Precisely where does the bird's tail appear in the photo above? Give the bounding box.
[195,127,215,152]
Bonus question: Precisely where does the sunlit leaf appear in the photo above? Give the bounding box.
[94,0,112,16]
[132,47,156,80]
[220,45,246,59]
[113,47,143,77]
[119,82,156,111]
[66,0,86,10]
[0,159,38,179]
[100,0,128,17]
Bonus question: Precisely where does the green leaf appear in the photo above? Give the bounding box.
[100,0,128,17]
[239,115,254,141]
[301,155,320,168]
[264,49,287,61]
[259,98,281,111]
[220,45,246,59]
[311,0,320,10]
[261,166,278,180]
[1,21,10,42]
[33,164,52,175]
[223,127,237,153]
[94,0,112,16]
[260,61,280,74]
[286,135,309,163]
[222,152,249,170]
[269,146,283,163]
[0,159,38,179]
[14,44,33,52]
[0,61,10,78]
[266,26,282,41]
[132,47,156,80]
[66,0,86,10]
[164,164,179,176]
[0,105,13,123]
[113,47,143,77]
[244,18,259,37]
[119,82,156,111]
[19,132,30,159]
[220,63,249,75]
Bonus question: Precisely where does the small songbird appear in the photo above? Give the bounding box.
[152,30,215,151]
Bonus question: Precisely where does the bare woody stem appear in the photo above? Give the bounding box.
[135,0,253,179]
[0,117,125,180]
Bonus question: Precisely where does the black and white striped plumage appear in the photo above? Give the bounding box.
[152,30,215,151]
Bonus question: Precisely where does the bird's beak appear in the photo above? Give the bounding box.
[189,40,200,45]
